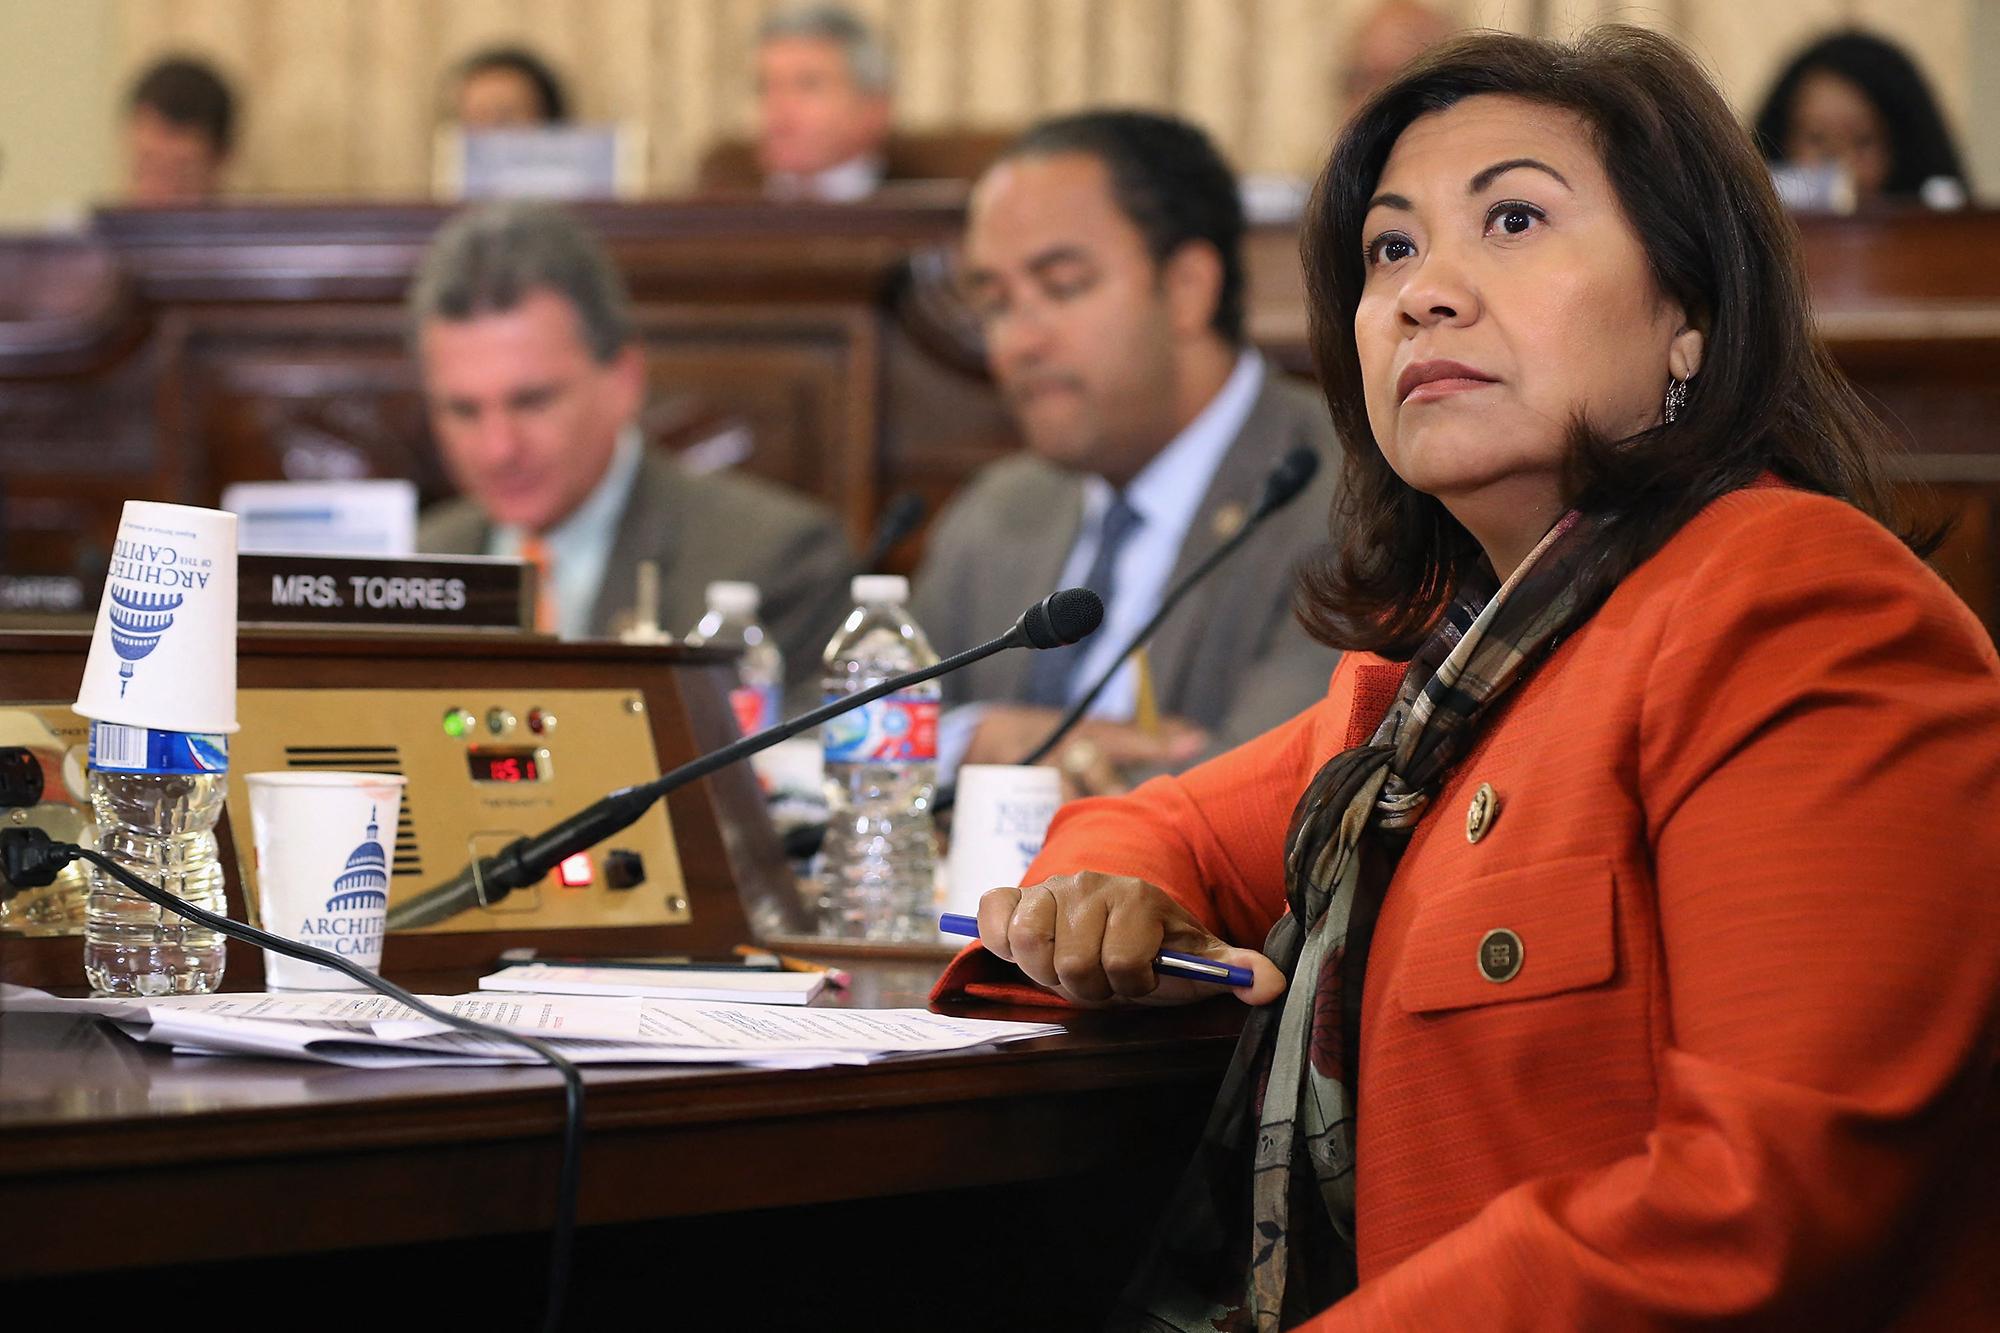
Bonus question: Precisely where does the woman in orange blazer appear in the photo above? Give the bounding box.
[942,27,2000,1332]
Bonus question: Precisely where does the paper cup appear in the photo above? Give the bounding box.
[75,501,240,734]
[244,771,407,990]
[754,736,824,806]
[943,764,1063,928]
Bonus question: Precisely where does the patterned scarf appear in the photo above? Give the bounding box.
[1113,509,1620,1332]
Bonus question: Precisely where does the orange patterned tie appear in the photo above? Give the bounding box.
[520,535,558,635]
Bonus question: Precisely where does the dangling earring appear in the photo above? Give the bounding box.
[1663,376,1688,425]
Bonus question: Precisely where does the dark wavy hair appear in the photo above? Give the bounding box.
[128,56,236,155]
[1002,110,1247,345]
[1753,30,1967,199]
[459,46,569,124]
[1296,26,1919,658]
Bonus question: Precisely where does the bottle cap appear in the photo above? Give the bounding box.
[851,574,909,605]
[704,581,761,615]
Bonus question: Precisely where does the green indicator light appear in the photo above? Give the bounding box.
[442,709,468,738]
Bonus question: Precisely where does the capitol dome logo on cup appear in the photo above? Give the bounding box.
[245,772,407,990]
[74,500,240,737]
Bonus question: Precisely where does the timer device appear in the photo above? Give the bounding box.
[0,631,783,990]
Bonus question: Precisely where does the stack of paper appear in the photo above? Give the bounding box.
[0,986,1063,1071]
[479,963,826,1005]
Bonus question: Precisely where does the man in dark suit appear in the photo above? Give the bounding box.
[410,201,852,695]
[912,112,1341,797]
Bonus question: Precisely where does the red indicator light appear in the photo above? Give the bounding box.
[557,852,594,888]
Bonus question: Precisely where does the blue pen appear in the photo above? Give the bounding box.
[938,912,1254,988]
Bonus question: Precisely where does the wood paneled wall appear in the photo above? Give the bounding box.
[111,0,1977,200]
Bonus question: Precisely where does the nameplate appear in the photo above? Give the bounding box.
[437,125,644,201]
[240,555,532,632]
[0,574,91,614]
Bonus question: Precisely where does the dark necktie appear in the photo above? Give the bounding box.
[1025,492,1143,707]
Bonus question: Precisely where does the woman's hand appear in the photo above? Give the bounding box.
[975,874,1287,1007]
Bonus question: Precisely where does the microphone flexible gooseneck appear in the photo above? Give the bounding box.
[1015,444,1322,769]
[386,586,1103,930]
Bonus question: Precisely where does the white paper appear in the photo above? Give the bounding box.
[443,125,640,201]
[371,992,1061,1053]
[3,986,1064,1072]
[479,963,825,1005]
[134,1023,864,1070]
[223,480,418,557]
[5,987,408,1026]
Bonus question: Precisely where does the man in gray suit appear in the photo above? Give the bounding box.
[410,201,852,695]
[913,111,1340,797]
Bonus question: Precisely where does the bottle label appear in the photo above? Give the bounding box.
[88,722,229,776]
[729,683,781,738]
[821,696,939,764]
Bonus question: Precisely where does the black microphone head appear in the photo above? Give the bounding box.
[861,492,928,571]
[879,491,925,538]
[1254,445,1321,518]
[1017,586,1104,649]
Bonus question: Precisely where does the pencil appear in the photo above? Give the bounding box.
[1133,647,1161,738]
[734,943,851,988]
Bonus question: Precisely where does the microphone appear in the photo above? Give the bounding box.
[386,586,1103,929]
[1251,443,1324,525]
[1015,444,1321,769]
[859,492,926,573]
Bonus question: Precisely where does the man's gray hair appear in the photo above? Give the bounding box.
[407,200,632,363]
[758,5,893,95]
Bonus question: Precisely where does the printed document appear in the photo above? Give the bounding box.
[1,985,1063,1070]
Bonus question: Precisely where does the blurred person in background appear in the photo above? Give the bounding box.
[914,111,1341,799]
[411,202,850,684]
[123,56,235,204]
[754,5,895,202]
[1754,30,1969,207]
[452,46,569,130]
[1338,1,1456,121]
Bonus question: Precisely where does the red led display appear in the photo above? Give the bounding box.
[466,748,545,784]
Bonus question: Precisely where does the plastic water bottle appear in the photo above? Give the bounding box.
[816,574,940,940]
[685,580,784,738]
[82,722,229,995]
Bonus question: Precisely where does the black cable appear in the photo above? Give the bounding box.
[7,832,581,1333]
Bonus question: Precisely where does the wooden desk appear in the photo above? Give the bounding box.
[0,625,1240,1325]
[0,958,1240,1312]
